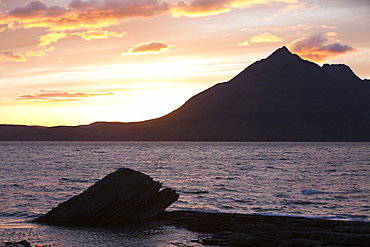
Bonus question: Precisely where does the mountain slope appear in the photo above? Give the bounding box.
[1,47,370,141]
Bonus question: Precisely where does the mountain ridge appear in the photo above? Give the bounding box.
[1,46,370,141]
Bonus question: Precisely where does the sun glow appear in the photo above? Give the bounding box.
[1,58,237,126]
[1,88,195,126]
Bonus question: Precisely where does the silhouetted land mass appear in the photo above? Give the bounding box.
[1,46,370,141]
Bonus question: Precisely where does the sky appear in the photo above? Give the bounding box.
[1,0,369,127]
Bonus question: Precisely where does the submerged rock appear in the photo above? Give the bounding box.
[33,168,179,226]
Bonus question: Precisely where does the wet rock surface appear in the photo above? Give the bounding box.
[33,168,179,226]
[161,211,370,246]
[4,240,31,247]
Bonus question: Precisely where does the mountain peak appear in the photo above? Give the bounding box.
[229,46,305,81]
[266,46,300,62]
[271,46,291,55]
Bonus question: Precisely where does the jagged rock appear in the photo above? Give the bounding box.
[33,168,179,226]
[4,240,31,247]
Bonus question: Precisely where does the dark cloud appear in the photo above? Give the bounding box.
[68,0,101,10]
[321,42,355,53]
[289,33,357,62]
[9,1,48,18]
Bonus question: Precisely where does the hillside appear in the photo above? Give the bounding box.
[1,47,370,141]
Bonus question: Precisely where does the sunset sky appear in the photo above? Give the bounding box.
[1,0,369,127]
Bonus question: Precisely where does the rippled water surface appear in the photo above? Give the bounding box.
[1,142,369,246]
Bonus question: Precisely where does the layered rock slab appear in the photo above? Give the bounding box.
[161,211,370,246]
[33,168,179,226]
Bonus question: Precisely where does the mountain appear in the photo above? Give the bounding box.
[1,46,370,141]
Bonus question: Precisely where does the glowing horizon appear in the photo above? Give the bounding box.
[1,0,369,127]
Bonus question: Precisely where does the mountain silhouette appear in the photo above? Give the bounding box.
[1,46,370,141]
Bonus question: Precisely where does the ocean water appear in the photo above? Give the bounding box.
[1,142,369,246]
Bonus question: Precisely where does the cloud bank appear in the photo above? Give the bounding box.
[2,0,170,31]
[289,33,357,62]
[170,0,300,17]
[1,0,300,32]
[0,0,303,62]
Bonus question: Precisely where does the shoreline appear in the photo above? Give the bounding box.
[3,211,370,246]
[160,210,370,246]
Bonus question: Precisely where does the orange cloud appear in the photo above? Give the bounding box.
[72,30,126,41]
[170,0,299,17]
[238,40,250,46]
[121,41,173,56]
[38,32,68,46]
[280,1,306,12]
[170,0,231,17]
[0,52,27,62]
[25,50,46,57]
[320,25,336,29]
[17,90,114,102]
[289,33,357,62]
[0,46,55,62]
[45,46,56,52]
[239,32,282,46]
[249,32,283,43]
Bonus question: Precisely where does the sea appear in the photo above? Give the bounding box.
[1,142,369,246]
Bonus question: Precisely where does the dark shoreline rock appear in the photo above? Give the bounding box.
[4,241,31,247]
[33,168,179,226]
[31,168,370,246]
[160,211,370,246]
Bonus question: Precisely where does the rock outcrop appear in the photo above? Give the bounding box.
[161,211,370,246]
[4,240,31,247]
[33,168,179,226]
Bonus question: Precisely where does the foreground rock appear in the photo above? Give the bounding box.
[33,168,179,226]
[161,211,370,246]
[4,241,31,247]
